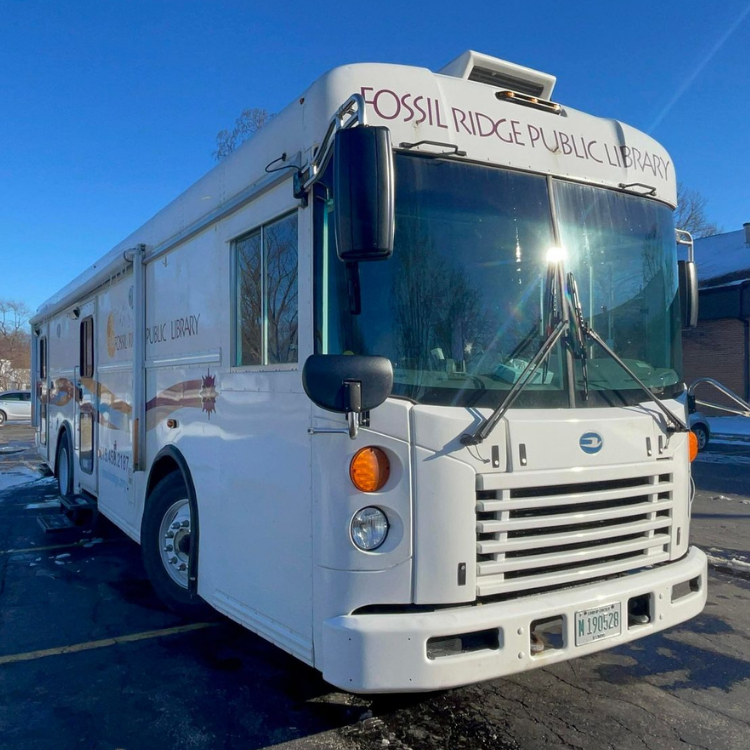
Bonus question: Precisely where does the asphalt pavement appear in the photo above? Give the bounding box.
[1,423,749,750]
[691,441,750,574]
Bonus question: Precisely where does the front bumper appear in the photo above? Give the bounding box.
[321,546,707,693]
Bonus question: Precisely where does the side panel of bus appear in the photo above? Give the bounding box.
[141,180,315,661]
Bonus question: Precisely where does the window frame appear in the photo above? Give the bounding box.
[232,209,299,371]
[38,336,47,379]
[79,316,95,378]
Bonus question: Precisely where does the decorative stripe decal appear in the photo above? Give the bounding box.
[49,378,74,407]
[146,371,217,431]
[45,372,217,433]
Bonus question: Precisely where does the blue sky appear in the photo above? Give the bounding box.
[2,0,749,313]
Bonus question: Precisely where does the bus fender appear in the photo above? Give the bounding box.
[145,446,201,596]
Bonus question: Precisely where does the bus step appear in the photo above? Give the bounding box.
[37,514,77,533]
[59,494,98,526]
[59,494,98,513]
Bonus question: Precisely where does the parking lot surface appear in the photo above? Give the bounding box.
[0,426,366,750]
[1,424,750,750]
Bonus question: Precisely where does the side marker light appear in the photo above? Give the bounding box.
[350,447,390,492]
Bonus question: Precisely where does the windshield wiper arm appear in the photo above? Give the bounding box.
[565,270,688,434]
[462,259,569,446]
[566,273,589,401]
[460,264,689,448]
[461,318,568,446]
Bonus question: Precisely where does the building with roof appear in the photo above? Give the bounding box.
[682,223,750,402]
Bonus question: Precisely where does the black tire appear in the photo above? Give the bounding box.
[56,430,74,499]
[0,410,6,427]
[693,423,709,452]
[141,472,214,618]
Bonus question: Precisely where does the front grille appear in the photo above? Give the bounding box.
[475,473,674,597]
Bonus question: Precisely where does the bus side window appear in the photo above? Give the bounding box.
[39,336,47,378]
[79,317,94,378]
[234,211,298,367]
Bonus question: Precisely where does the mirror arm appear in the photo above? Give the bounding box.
[346,263,362,315]
[344,380,362,439]
[294,93,367,200]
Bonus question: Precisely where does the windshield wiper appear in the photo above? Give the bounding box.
[461,261,568,446]
[567,273,589,400]
[565,270,688,434]
[460,318,569,445]
[460,264,688,447]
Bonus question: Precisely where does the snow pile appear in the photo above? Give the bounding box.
[707,554,750,575]
[0,468,47,492]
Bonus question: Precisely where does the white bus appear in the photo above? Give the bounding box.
[30,50,707,693]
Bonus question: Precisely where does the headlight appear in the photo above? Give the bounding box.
[351,507,389,551]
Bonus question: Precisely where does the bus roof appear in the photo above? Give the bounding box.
[33,52,675,324]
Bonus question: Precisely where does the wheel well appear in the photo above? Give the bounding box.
[144,448,200,595]
[146,455,183,497]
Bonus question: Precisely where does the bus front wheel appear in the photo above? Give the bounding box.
[56,430,74,500]
[142,472,213,618]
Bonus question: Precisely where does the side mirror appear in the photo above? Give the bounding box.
[333,126,394,262]
[302,354,393,438]
[678,259,699,328]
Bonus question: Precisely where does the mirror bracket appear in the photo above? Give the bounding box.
[294,93,367,200]
[346,263,361,315]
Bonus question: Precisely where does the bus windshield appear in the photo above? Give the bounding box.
[314,153,682,409]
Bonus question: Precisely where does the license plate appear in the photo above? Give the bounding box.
[575,602,622,646]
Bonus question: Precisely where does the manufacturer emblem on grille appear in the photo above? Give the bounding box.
[579,432,603,454]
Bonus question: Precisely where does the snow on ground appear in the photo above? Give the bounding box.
[0,470,53,493]
[707,553,750,575]
[707,416,750,440]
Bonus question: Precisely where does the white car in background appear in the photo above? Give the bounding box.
[689,411,710,452]
[0,390,32,426]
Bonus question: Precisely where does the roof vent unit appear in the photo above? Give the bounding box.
[438,51,556,100]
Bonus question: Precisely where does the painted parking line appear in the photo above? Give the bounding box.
[0,622,219,666]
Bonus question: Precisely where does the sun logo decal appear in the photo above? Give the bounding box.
[199,370,217,418]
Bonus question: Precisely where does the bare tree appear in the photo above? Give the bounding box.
[235,216,298,365]
[0,299,31,390]
[675,184,722,238]
[390,223,491,375]
[213,108,273,161]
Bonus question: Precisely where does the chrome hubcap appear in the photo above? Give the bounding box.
[158,499,191,588]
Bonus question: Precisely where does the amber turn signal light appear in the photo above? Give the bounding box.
[688,431,699,462]
[350,447,390,492]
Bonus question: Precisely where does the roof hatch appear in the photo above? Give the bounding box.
[438,50,556,100]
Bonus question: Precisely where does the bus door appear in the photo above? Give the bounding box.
[76,314,98,495]
[37,333,49,457]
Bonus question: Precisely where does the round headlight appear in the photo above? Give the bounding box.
[351,507,389,551]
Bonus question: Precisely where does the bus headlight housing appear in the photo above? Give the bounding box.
[351,507,389,551]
